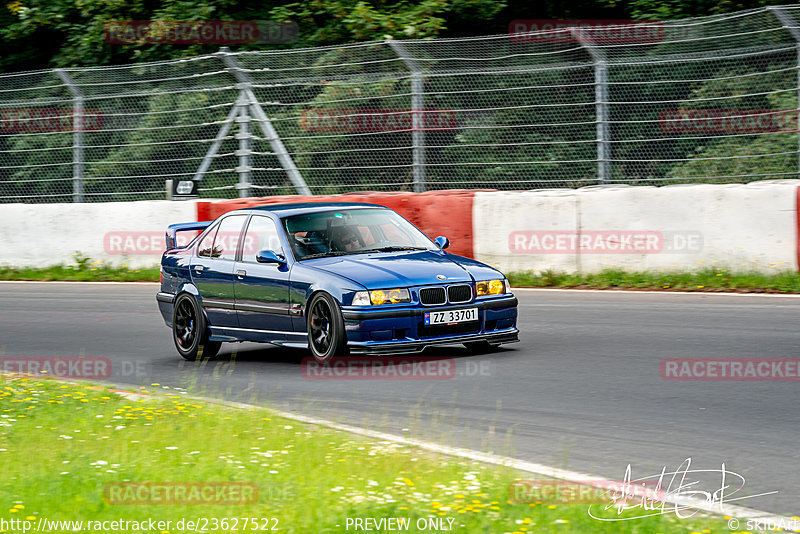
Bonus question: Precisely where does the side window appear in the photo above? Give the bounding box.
[197,223,219,258]
[241,216,283,263]
[212,215,247,261]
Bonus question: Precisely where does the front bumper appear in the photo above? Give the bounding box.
[342,295,519,355]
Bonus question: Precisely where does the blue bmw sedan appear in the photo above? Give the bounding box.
[156,203,518,362]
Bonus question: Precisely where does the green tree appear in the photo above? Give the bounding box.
[0,0,506,71]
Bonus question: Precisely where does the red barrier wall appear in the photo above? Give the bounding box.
[796,185,800,272]
[196,190,480,258]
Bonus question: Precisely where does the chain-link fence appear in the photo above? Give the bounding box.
[3,5,800,203]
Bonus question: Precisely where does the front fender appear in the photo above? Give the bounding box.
[289,264,365,329]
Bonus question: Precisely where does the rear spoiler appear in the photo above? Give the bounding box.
[165,221,212,251]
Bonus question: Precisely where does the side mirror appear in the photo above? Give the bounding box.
[434,236,450,250]
[256,250,287,266]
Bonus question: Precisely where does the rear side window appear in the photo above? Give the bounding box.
[197,222,220,258]
[211,215,247,261]
[241,216,283,263]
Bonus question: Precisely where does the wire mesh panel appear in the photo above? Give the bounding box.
[239,42,414,193]
[1,5,800,202]
[605,7,800,185]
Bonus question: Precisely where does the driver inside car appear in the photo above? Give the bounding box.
[329,225,362,252]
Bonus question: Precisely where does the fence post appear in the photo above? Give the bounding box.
[54,69,85,202]
[217,47,311,196]
[236,101,252,197]
[193,95,244,183]
[387,39,426,192]
[769,6,800,178]
[572,29,610,184]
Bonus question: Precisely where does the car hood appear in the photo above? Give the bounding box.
[305,250,498,289]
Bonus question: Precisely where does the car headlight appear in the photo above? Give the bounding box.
[352,291,371,306]
[352,288,411,305]
[476,279,506,296]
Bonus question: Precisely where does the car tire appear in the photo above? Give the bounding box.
[306,292,347,364]
[464,340,499,354]
[172,293,221,361]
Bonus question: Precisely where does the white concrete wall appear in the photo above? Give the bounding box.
[474,181,800,274]
[0,200,198,268]
[3,182,799,273]
[472,189,580,272]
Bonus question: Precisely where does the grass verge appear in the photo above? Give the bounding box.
[0,265,160,282]
[508,268,800,293]
[0,375,740,533]
[0,254,159,282]
[3,256,800,294]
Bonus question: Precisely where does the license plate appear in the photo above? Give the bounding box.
[424,308,478,325]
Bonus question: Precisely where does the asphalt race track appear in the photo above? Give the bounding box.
[1,282,798,516]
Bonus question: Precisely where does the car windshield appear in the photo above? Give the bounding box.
[282,208,436,261]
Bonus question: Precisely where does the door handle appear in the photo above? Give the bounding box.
[236,269,246,278]
[193,265,204,273]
